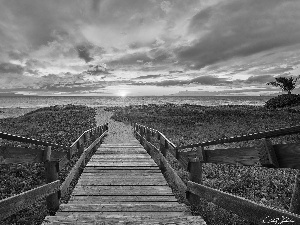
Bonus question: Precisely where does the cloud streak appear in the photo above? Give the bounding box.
[178,0,300,69]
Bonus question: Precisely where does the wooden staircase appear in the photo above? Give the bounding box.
[43,139,206,224]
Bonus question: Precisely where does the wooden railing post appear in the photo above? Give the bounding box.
[140,126,145,145]
[44,146,60,213]
[146,128,151,142]
[290,171,300,214]
[258,138,279,168]
[159,135,167,157]
[186,156,203,206]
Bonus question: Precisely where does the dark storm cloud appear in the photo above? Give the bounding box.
[76,44,94,63]
[177,0,300,69]
[0,62,24,74]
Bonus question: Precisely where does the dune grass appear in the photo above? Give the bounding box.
[107,103,300,225]
[0,105,96,225]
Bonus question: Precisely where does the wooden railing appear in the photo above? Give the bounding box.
[0,123,108,221]
[134,123,300,224]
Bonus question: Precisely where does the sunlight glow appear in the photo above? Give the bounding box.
[117,90,128,97]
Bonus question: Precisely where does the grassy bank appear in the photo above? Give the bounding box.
[107,104,300,225]
[0,105,96,225]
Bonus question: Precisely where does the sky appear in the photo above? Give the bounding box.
[1,0,300,96]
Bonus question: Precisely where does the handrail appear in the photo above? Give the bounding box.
[176,124,300,150]
[0,123,109,221]
[0,132,67,148]
[133,122,300,217]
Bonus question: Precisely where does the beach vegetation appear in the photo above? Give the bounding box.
[108,103,300,225]
[0,105,96,225]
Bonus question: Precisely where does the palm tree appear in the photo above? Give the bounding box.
[267,76,300,95]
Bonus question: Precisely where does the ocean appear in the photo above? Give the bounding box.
[0,96,272,108]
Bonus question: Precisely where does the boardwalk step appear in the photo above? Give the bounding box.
[72,186,173,195]
[59,203,188,212]
[42,123,206,224]
[68,195,178,203]
[43,215,206,224]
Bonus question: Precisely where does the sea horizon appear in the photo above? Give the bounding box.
[0,95,272,109]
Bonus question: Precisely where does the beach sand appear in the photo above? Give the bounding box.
[95,107,134,143]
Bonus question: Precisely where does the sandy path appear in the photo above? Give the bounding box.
[95,107,135,143]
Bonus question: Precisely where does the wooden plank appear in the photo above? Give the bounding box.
[53,211,191,217]
[60,151,86,198]
[91,155,151,159]
[77,178,168,186]
[43,215,205,225]
[0,146,44,164]
[68,195,178,203]
[83,166,160,171]
[89,159,153,162]
[144,139,187,196]
[204,146,260,166]
[273,143,300,169]
[59,203,187,212]
[188,181,300,224]
[80,173,164,178]
[0,132,66,148]
[86,162,157,166]
[177,125,300,150]
[0,180,60,220]
[72,186,173,196]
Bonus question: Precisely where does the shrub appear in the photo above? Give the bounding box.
[265,94,300,109]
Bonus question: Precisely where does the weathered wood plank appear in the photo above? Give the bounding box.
[77,177,168,186]
[81,170,161,174]
[91,155,152,159]
[80,173,164,178]
[0,146,44,164]
[52,211,191,218]
[86,162,157,166]
[60,151,86,198]
[59,203,187,212]
[43,215,206,225]
[68,195,178,203]
[0,132,66,148]
[188,181,300,224]
[89,158,152,161]
[144,139,187,195]
[72,186,173,196]
[204,146,260,166]
[96,150,148,154]
[177,125,300,150]
[0,180,60,220]
[273,143,300,169]
[83,166,160,171]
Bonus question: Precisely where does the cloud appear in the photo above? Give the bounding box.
[0,62,24,74]
[86,64,110,75]
[190,76,231,85]
[244,75,275,84]
[132,75,232,86]
[134,74,163,80]
[177,0,300,69]
[76,44,94,63]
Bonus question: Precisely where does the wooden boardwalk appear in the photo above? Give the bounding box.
[43,136,206,224]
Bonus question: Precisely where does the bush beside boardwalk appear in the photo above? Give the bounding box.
[107,103,300,225]
[0,105,96,225]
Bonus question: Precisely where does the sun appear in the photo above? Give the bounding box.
[117,91,128,98]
